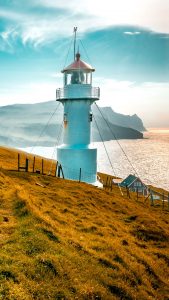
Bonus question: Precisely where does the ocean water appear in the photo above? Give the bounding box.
[22,128,169,191]
[96,128,169,191]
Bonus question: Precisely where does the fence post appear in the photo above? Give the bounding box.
[144,193,150,203]
[55,161,58,177]
[126,186,128,197]
[58,165,61,178]
[42,159,44,175]
[110,179,113,191]
[150,193,154,206]
[109,177,112,190]
[137,188,138,201]
[105,176,108,189]
[25,158,29,172]
[128,188,131,199]
[18,153,20,171]
[33,156,35,173]
[60,165,64,179]
[79,168,82,182]
[126,186,130,198]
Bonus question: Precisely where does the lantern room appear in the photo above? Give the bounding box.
[62,52,95,86]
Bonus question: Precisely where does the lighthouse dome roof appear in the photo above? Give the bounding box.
[62,53,95,73]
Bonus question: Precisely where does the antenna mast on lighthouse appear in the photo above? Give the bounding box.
[73,26,77,61]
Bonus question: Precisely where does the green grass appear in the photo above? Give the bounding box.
[0,147,169,299]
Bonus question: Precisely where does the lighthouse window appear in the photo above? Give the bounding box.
[64,113,67,122]
[71,71,84,84]
[64,74,67,85]
[86,72,92,84]
[80,71,85,83]
[64,71,92,85]
[89,113,93,122]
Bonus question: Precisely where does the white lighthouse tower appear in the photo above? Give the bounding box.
[56,33,100,183]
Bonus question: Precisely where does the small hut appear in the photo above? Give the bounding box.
[120,174,148,196]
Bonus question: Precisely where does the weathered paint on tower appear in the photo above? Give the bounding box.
[56,52,100,183]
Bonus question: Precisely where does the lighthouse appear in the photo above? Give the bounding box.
[56,34,100,183]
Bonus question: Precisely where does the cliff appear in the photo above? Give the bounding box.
[95,106,146,132]
[0,101,145,147]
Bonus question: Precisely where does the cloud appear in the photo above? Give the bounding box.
[0,0,169,48]
[0,5,97,48]
[94,77,135,90]
[124,31,141,35]
[51,72,63,78]
[0,81,57,106]
[0,8,25,22]
[0,76,169,127]
[36,0,169,33]
[0,26,19,52]
[95,78,169,127]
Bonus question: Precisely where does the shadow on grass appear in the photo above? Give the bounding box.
[41,228,60,243]
[0,270,18,283]
[107,284,133,300]
[14,199,29,218]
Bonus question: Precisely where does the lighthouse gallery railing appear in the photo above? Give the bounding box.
[56,86,100,100]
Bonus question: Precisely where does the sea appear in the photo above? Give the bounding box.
[22,128,169,191]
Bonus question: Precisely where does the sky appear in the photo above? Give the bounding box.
[0,0,169,127]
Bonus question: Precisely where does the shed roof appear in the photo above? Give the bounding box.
[120,174,147,188]
[120,174,138,188]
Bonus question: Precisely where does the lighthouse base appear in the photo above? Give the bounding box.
[57,146,97,183]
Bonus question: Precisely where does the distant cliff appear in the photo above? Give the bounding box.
[0,101,145,147]
[95,106,146,132]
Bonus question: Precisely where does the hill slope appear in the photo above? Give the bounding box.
[0,102,144,147]
[0,147,169,300]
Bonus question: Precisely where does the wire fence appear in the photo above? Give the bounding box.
[4,149,169,211]
[7,152,53,177]
[98,172,169,210]
[11,152,97,184]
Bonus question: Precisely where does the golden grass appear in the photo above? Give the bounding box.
[0,146,169,299]
[0,145,56,175]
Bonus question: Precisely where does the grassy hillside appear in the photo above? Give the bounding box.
[0,146,169,299]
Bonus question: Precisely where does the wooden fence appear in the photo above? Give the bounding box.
[17,153,57,177]
[98,172,169,210]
